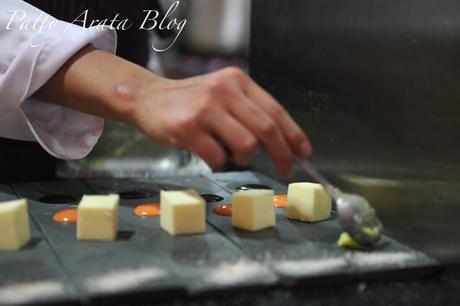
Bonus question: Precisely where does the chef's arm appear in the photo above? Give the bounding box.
[37,45,312,177]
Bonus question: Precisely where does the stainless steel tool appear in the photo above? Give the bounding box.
[295,158,383,247]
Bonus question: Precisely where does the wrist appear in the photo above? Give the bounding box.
[111,66,164,127]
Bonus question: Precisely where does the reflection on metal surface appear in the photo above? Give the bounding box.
[237,184,271,191]
[57,121,212,179]
[334,174,460,206]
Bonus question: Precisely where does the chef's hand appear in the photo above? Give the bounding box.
[132,67,311,177]
[37,46,312,177]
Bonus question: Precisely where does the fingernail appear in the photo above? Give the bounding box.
[299,141,312,157]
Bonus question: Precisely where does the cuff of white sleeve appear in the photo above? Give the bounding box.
[17,23,116,160]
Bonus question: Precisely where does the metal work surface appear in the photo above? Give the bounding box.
[249,0,460,269]
[0,172,442,305]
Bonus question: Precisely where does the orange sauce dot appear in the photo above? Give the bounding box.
[53,209,78,224]
[213,204,232,216]
[273,194,288,208]
[134,203,161,217]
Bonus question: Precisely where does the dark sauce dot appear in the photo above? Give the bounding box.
[200,194,224,203]
[237,184,271,191]
[119,191,151,200]
[39,195,78,204]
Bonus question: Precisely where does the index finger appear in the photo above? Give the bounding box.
[243,78,312,158]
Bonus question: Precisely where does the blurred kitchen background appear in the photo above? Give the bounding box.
[58,0,252,179]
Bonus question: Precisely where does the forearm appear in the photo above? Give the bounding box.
[36,45,160,125]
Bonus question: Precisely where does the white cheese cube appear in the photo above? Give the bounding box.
[0,199,30,251]
[287,182,331,222]
[160,190,206,235]
[232,189,275,231]
[77,194,119,241]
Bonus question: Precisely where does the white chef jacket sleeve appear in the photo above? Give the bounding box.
[0,0,117,159]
